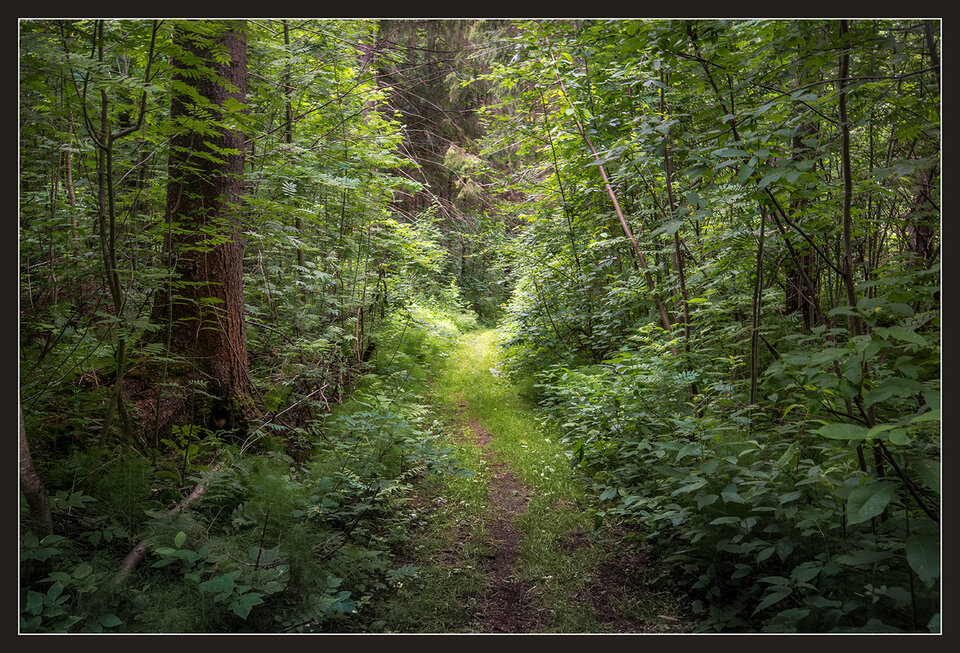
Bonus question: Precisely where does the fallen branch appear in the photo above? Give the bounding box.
[112,465,221,586]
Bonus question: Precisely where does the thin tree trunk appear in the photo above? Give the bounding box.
[65,111,77,237]
[659,76,698,401]
[750,211,766,406]
[284,21,305,276]
[19,405,54,539]
[542,37,674,346]
[660,78,692,348]
[94,22,127,440]
[923,21,940,89]
[766,205,826,327]
[48,139,60,306]
[539,90,585,282]
[80,20,157,441]
[838,20,861,335]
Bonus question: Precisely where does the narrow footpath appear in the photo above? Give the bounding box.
[375,329,690,633]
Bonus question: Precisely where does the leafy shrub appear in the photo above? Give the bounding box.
[511,273,939,632]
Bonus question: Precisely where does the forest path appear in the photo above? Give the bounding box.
[456,408,546,632]
[396,329,688,633]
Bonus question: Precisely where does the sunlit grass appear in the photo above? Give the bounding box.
[431,330,612,632]
[366,327,687,633]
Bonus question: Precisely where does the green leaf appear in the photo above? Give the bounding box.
[776,538,794,561]
[684,165,708,180]
[805,595,842,608]
[721,485,744,503]
[230,592,264,620]
[24,547,61,562]
[25,591,44,615]
[732,564,752,579]
[45,572,71,584]
[875,326,926,346]
[174,531,187,549]
[697,493,718,509]
[835,548,894,566]
[757,546,775,562]
[72,563,93,579]
[779,490,803,504]
[763,608,811,632]
[846,481,897,525]
[47,581,65,601]
[199,573,236,594]
[97,614,123,628]
[672,478,706,495]
[828,305,857,317]
[753,587,792,615]
[913,458,940,494]
[652,220,684,237]
[815,423,869,440]
[906,534,940,587]
[791,562,822,584]
[840,379,859,401]
[758,169,785,189]
[909,409,940,424]
[865,424,897,440]
[715,147,750,157]
[777,442,799,469]
[885,303,916,316]
[864,377,925,408]
[888,428,910,445]
[843,361,862,386]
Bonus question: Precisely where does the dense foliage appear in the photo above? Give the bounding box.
[20,18,938,633]
[486,20,940,632]
[19,18,483,633]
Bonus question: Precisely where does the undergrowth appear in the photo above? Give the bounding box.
[499,269,940,633]
[20,297,478,633]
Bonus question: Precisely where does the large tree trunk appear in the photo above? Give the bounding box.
[153,21,254,433]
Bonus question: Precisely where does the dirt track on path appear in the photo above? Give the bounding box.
[439,356,689,635]
[462,416,548,633]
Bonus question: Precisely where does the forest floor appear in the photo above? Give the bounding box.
[363,330,691,634]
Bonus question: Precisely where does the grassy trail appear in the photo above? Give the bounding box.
[367,329,687,633]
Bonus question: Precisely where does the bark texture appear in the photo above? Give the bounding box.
[20,405,54,538]
[154,21,253,432]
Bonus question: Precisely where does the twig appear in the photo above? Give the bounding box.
[255,508,270,569]
[247,317,296,345]
[112,465,221,586]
